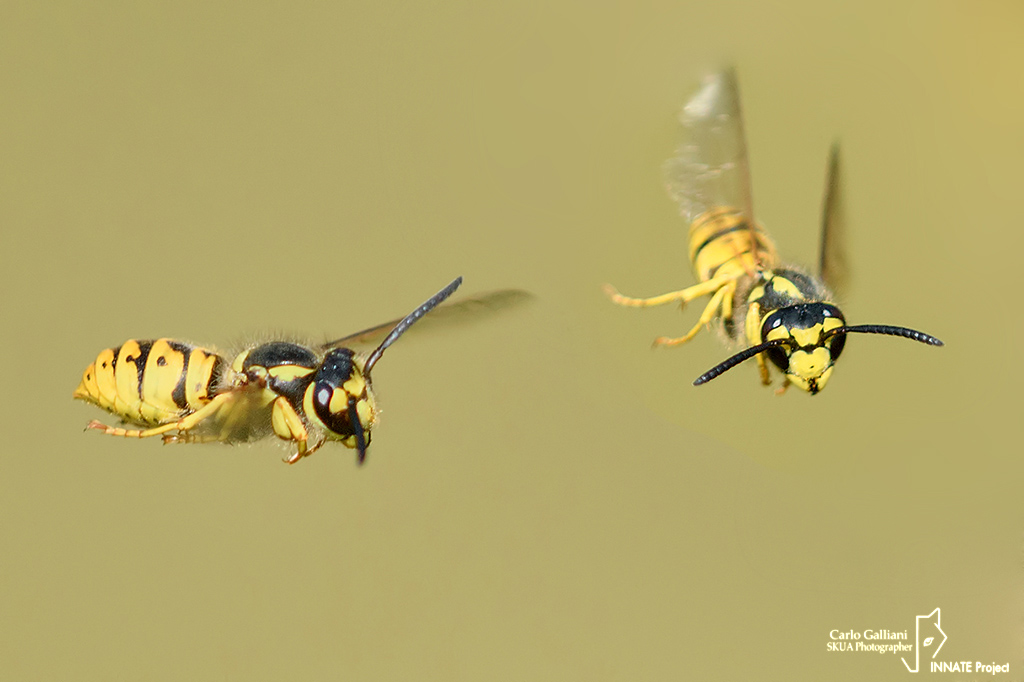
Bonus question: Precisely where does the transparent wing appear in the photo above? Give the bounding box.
[320,289,534,351]
[664,69,755,226]
[818,143,848,295]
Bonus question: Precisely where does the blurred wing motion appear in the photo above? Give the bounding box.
[818,143,849,296]
[664,69,756,228]
[320,289,534,351]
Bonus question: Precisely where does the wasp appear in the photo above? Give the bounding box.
[74,277,467,465]
[604,71,942,394]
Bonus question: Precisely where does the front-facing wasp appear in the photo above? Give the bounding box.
[604,70,942,394]
[73,277,507,465]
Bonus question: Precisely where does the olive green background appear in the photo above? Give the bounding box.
[1,1,1020,680]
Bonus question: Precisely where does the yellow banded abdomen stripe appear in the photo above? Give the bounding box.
[184,347,225,407]
[139,339,191,424]
[687,207,778,282]
[112,340,150,423]
[93,347,120,410]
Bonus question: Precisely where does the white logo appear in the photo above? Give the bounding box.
[827,607,1009,675]
[902,608,946,673]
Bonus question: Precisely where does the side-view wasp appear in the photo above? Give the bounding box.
[74,277,506,465]
[604,70,942,394]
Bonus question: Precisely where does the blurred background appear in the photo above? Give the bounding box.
[1,1,1021,680]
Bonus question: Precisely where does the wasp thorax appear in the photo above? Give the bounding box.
[761,303,847,394]
[303,348,376,447]
[235,342,318,402]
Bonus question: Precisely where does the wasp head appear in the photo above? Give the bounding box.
[693,302,942,391]
[760,303,847,394]
[304,348,376,463]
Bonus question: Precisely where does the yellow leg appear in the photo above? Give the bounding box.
[86,392,238,440]
[162,432,227,445]
[653,280,736,348]
[606,275,740,348]
[162,390,262,444]
[774,378,790,396]
[721,281,734,321]
[270,397,319,464]
[755,353,772,386]
[603,274,737,309]
[298,438,326,461]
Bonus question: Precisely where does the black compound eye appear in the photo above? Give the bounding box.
[828,332,847,360]
[820,303,845,323]
[767,346,790,371]
[761,314,784,340]
[312,383,363,437]
[311,349,359,436]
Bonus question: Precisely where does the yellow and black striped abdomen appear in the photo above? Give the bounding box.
[73,339,227,427]
[688,207,778,282]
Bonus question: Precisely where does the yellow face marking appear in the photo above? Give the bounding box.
[765,322,789,343]
[788,347,832,380]
[302,381,377,441]
[319,371,370,416]
[342,373,367,399]
[788,365,834,393]
[267,365,314,382]
[328,387,349,415]
[356,397,374,428]
[790,323,824,348]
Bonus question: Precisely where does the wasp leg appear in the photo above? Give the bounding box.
[755,353,772,386]
[603,274,737,309]
[774,378,790,396]
[282,435,326,463]
[270,397,314,464]
[161,390,257,444]
[86,392,237,440]
[653,280,736,348]
[281,435,326,463]
[86,391,237,438]
[303,438,327,458]
[163,432,225,445]
[721,280,734,322]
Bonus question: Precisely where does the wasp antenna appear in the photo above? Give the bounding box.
[348,396,368,465]
[830,324,943,347]
[363,277,464,377]
[693,339,790,386]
